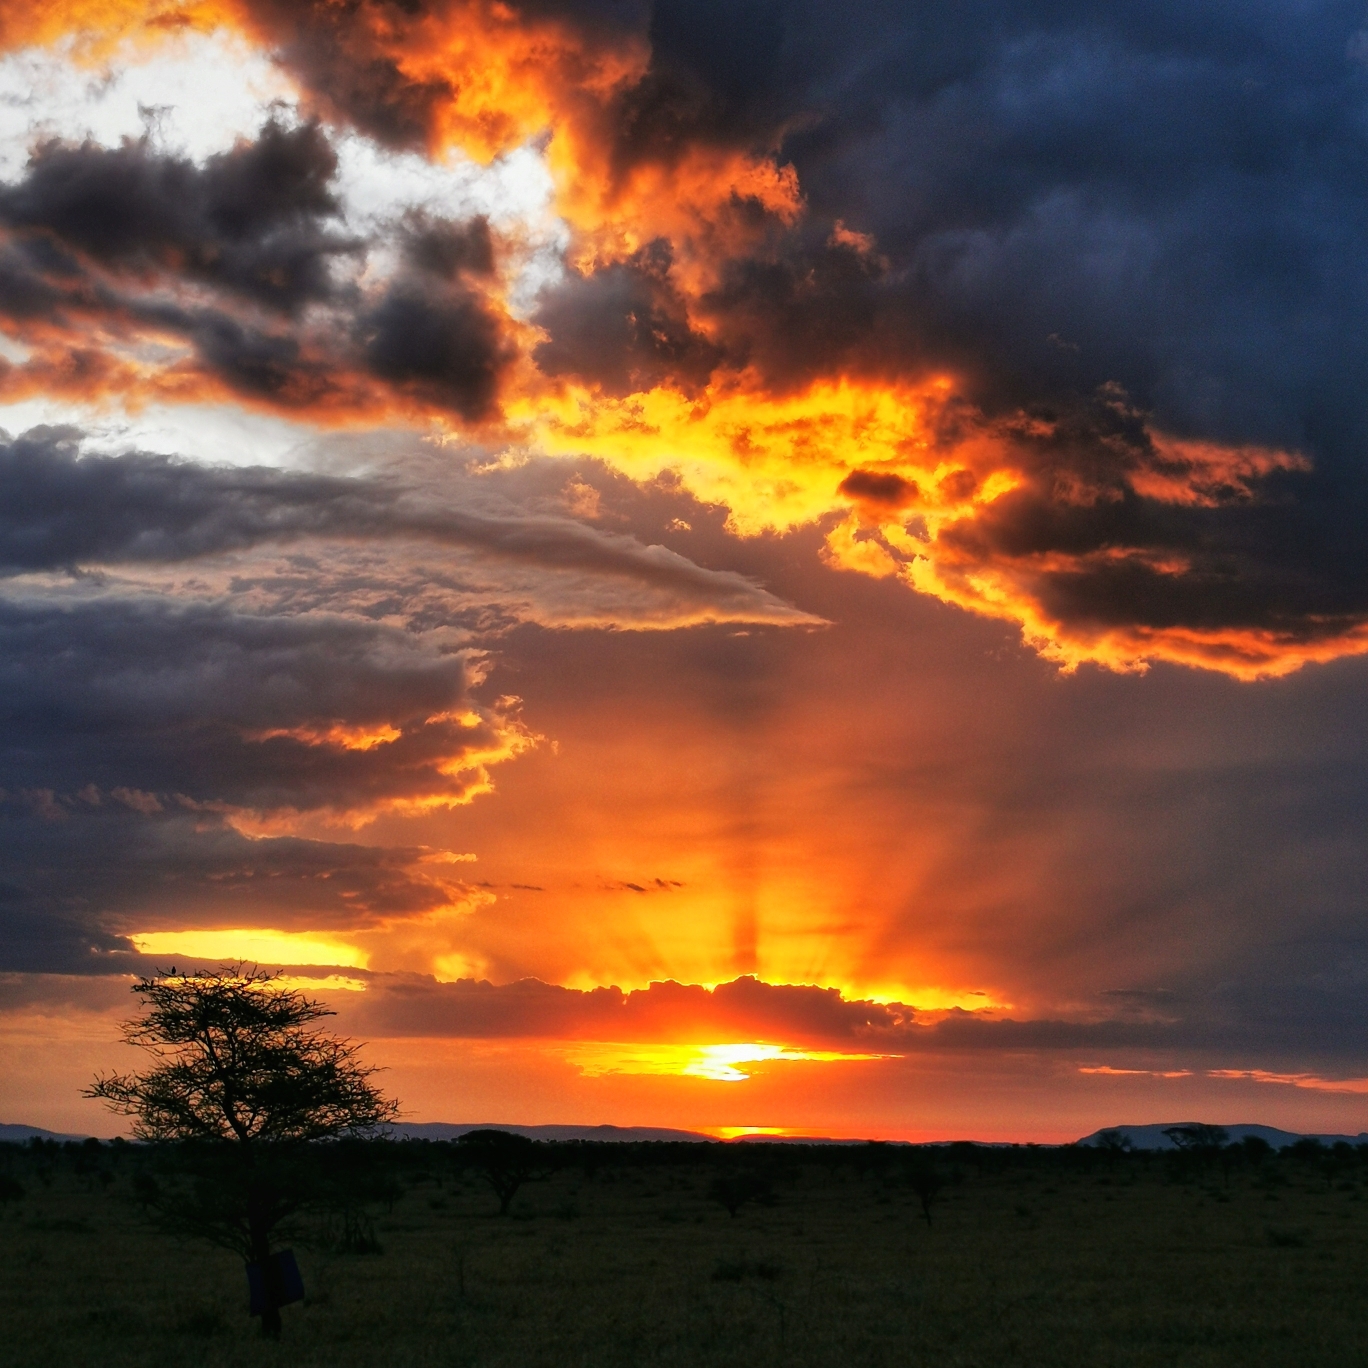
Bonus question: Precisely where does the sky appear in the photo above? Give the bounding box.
[3,0,1368,1143]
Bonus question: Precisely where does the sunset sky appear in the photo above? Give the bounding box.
[4,0,1368,1143]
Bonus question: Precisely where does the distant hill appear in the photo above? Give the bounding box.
[0,1123,102,1143]
[10,1118,1365,1149]
[1077,1122,1368,1150]
[387,1122,716,1143]
[389,1124,889,1144]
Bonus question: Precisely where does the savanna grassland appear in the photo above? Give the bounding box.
[3,1137,1368,1368]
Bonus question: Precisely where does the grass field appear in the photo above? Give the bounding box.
[4,1139,1368,1367]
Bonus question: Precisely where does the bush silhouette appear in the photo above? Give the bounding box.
[707,1170,773,1217]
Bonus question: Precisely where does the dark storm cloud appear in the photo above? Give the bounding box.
[351,971,910,1042]
[0,120,353,313]
[358,211,510,422]
[184,309,337,403]
[0,428,819,622]
[688,231,902,389]
[533,241,722,395]
[0,595,461,736]
[346,966,1368,1065]
[240,0,462,151]
[0,594,502,814]
[359,283,512,421]
[0,119,518,419]
[577,0,788,185]
[349,972,1221,1055]
[398,212,496,280]
[519,1,1368,655]
[574,0,1368,436]
[933,395,1367,639]
[712,0,1368,443]
[0,806,471,973]
[837,469,919,509]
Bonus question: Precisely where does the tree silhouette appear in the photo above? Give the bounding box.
[1095,1129,1133,1164]
[707,1169,774,1217]
[86,965,398,1338]
[905,1156,943,1225]
[457,1129,548,1215]
[1162,1124,1229,1153]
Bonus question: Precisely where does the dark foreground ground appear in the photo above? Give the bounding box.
[4,1137,1368,1367]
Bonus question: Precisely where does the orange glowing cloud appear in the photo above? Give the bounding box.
[2,1,797,284]
[247,722,403,752]
[1208,1069,1368,1095]
[0,1,221,56]
[1133,437,1311,507]
[5,3,1365,683]
[512,373,1350,678]
[221,701,540,835]
[509,375,982,536]
[1078,1065,1194,1080]
[231,1,801,276]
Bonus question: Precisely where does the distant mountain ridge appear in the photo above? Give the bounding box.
[0,1123,106,1143]
[386,1122,715,1143]
[1,1120,718,1145]
[9,1119,1366,1148]
[1076,1122,1368,1150]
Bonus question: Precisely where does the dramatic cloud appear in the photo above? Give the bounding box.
[5,1,1365,672]
[343,970,1336,1065]
[0,810,478,974]
[533,241,721,395]
[355,972,916,1044]
[0,595,527,818]
[0,118,347,311]
[0,425,818,983]
[0,116,517,421]
[0,427,820,626]
[4,1,1368,1138]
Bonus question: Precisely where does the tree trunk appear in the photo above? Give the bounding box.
[248,1186,281,1339]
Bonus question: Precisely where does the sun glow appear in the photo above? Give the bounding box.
[130,928,370,969]
[271,974,369,994]
[710,1126,794,1139]
[879,986,1012,1012]
[566,1041,894,1082]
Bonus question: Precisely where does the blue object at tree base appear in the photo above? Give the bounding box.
[246,1249,305,1316]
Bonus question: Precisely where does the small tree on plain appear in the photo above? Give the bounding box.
[1096,1130,1133,1165]
[457,1129,548,1215]
[1163,1124,1228,1180]
[707,1170,773,1217]
[1162,1124,1229,1154]
[905,1156,943,1225]
[86,964,398,1338]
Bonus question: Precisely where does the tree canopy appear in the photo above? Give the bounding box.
[87,964,398,1146]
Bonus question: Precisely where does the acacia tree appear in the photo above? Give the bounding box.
[87,965,398,1337]
[457,1129,550,1215]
